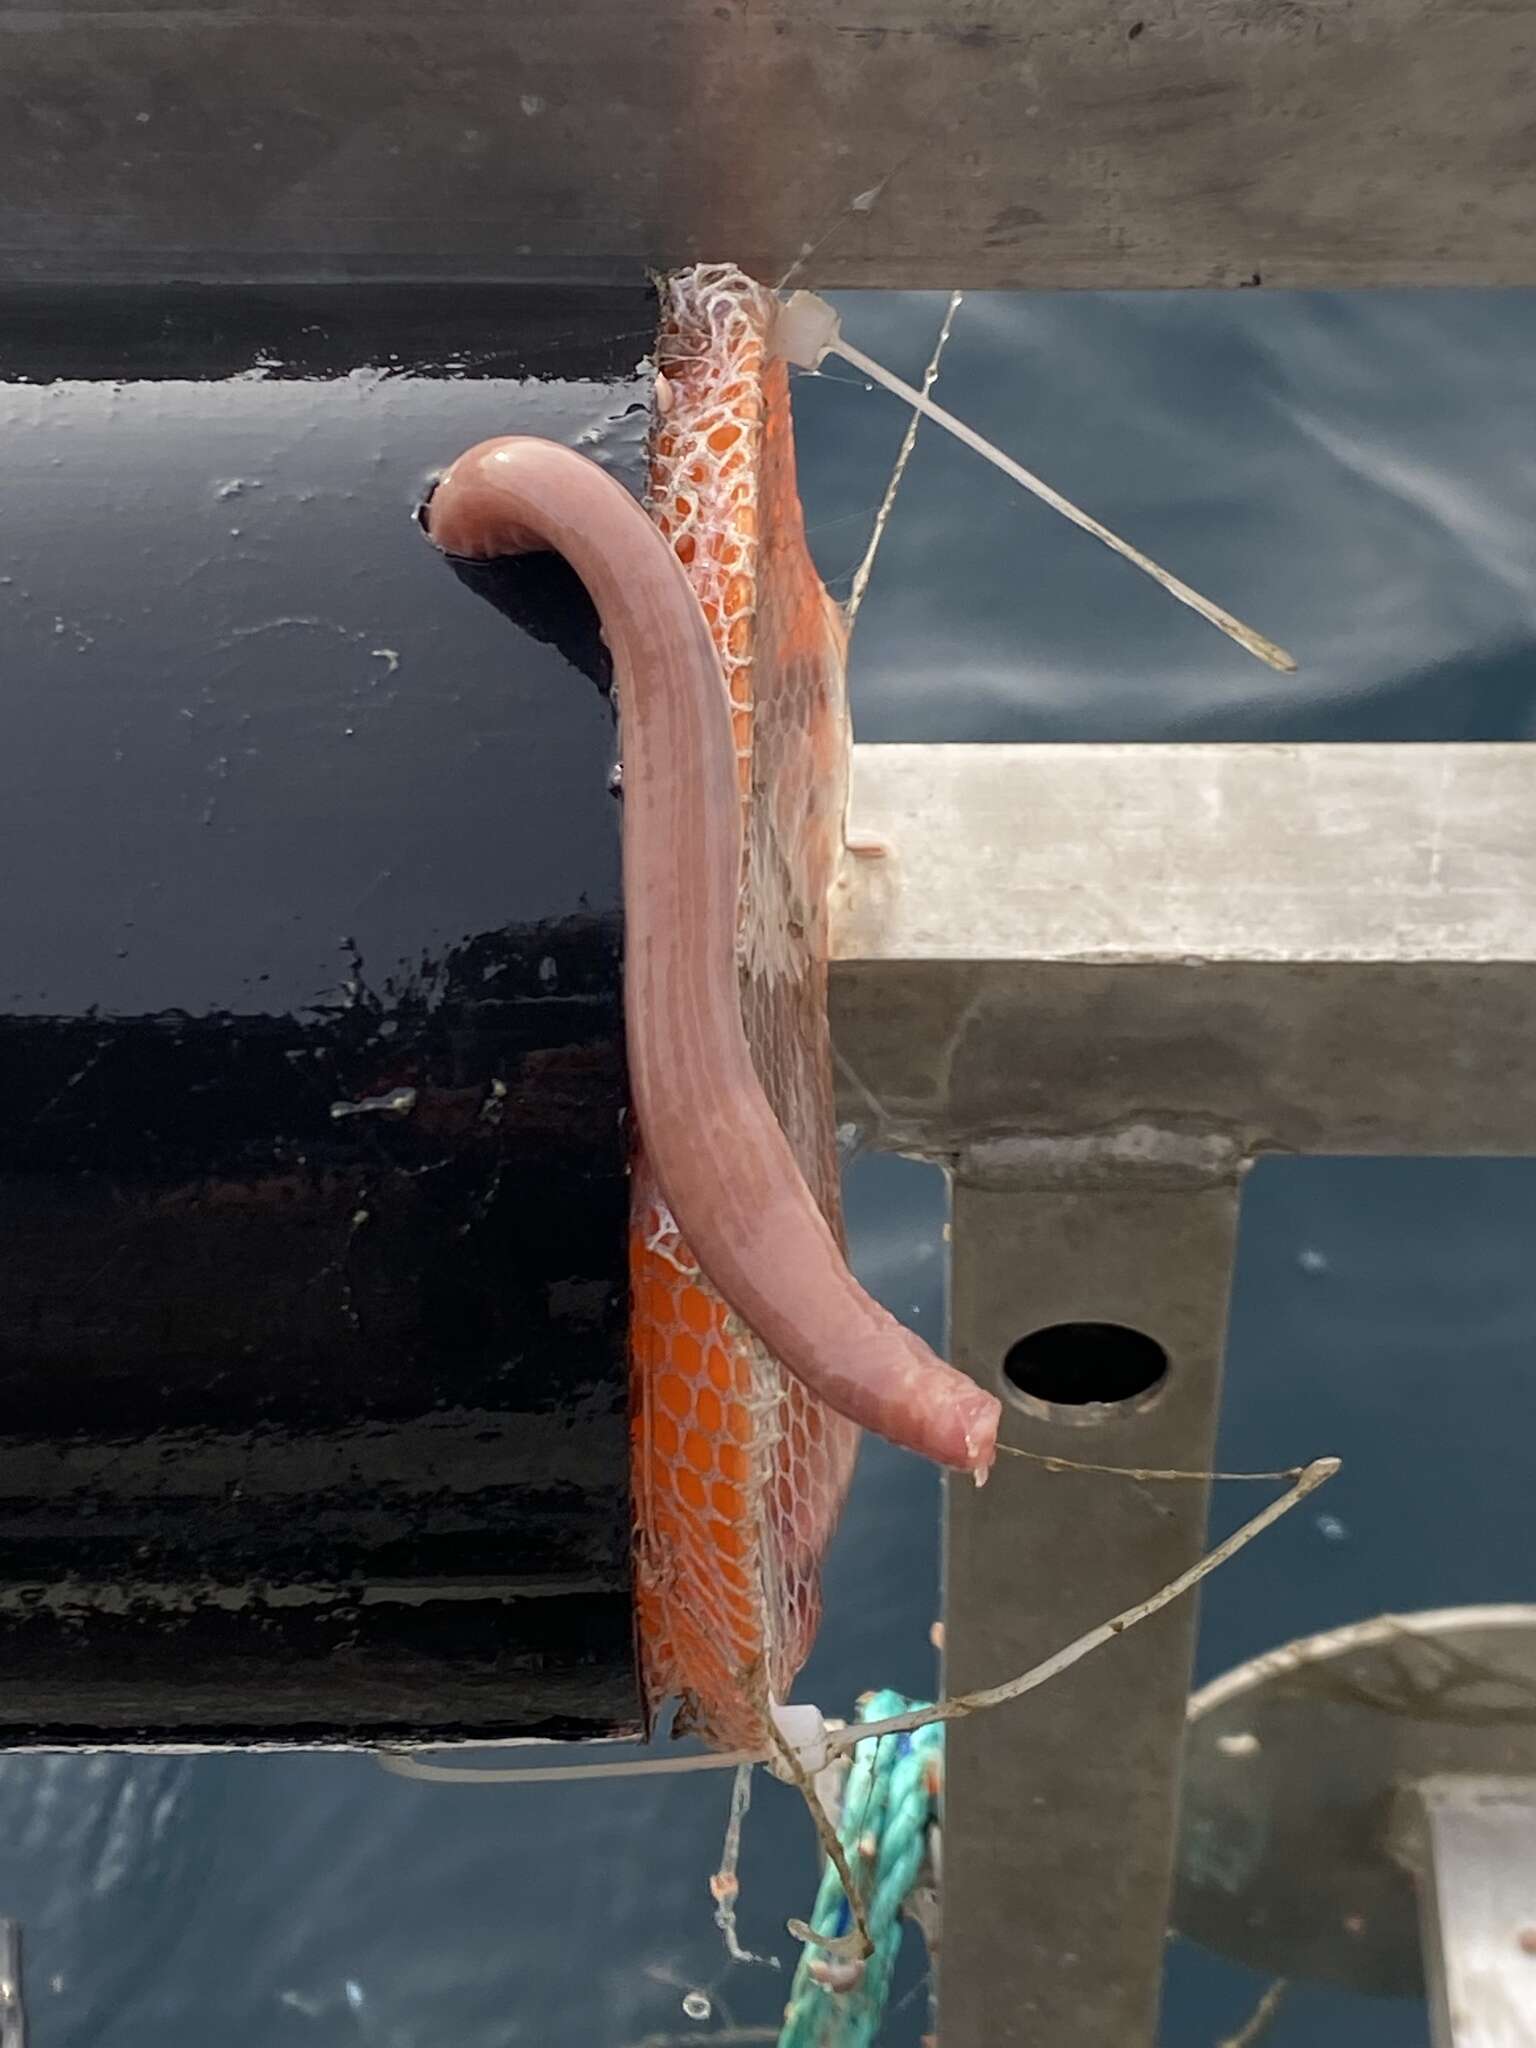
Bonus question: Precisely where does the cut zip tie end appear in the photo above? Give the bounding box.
[769,289,1297,676]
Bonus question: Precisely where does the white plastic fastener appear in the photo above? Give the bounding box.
[767,290,843,370]
[768,1700,831,1780]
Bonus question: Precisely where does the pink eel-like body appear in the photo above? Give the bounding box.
[425,435,1000,1479]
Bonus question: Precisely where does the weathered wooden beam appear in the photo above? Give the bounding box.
[3,1,1533,293]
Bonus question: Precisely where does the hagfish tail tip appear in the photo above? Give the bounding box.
[951,1381,1002,1483]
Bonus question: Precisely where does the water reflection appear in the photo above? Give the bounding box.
[808,288,1536,745]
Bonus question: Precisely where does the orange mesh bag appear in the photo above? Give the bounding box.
[630,265,862,1755]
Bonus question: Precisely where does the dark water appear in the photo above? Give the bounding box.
[2,288,1534,2045]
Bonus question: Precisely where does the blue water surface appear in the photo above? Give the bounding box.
[2,285,1534,2046]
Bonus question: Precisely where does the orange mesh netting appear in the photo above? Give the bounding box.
[630,266,861,1755]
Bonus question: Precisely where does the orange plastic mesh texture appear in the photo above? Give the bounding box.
[630,265,861,1755]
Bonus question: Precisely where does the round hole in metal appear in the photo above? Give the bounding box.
[1000,1321,1169,1419]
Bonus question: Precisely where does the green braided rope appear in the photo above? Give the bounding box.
[777,1692,942,2048]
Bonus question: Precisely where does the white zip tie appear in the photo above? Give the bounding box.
[374,1460,1337,1782]
[770,289,1297,675]
[374,1744,757,1785]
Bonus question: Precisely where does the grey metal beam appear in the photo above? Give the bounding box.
[4,3,1536,292]
[1415,1778,1536,2048]
[944,1183,1239,2048]
[829,741,1536,2048]
[832,744,1536,1163]
[0,1921,23,2048]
